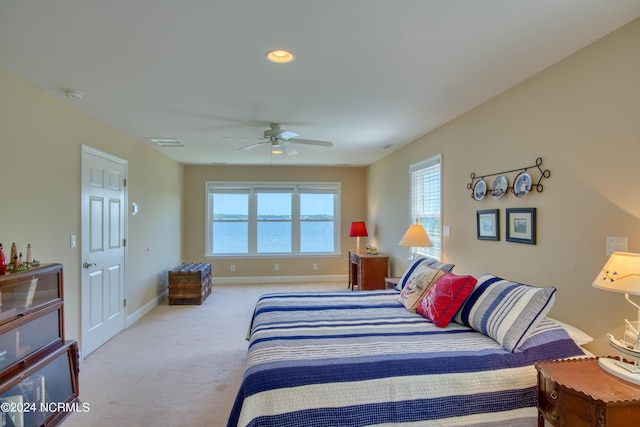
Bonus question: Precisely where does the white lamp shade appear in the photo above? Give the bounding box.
[399,224,432,248]
[592,252,640,295]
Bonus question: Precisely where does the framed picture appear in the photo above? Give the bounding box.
[476,209,499,241]
[506,207,536,244]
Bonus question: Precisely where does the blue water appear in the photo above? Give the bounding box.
[212,222,334,254]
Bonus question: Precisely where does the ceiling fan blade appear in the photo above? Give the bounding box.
[290,139,333,147]
[278,130,299,139]
[222,136,263,140]
[233,142,268,153]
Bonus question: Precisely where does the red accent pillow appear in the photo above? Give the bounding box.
[416,273,477,327]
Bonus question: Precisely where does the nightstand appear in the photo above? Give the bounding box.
[385,277,401,290]
[536,358,640,426]
[348,250,389,290]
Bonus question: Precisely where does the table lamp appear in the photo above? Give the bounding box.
[399,222,432,260]
[349,221,368,252]
[592,251,640,384]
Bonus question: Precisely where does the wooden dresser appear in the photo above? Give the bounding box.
[536,358,640,426]
[348,251,388,291]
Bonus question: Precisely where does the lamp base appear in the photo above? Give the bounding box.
[598,357,640,385]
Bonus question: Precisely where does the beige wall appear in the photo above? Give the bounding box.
[183,165,367,280]
[369,19,640,355]
[0,68,183,350]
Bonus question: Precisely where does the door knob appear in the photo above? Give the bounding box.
[83,261,96,269]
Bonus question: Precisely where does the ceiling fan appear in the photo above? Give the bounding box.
[229,123,333,156]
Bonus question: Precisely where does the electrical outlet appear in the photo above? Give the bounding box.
[313,263,318,270]
[230,264,235,272]
[70,234,77,248]
[274,264,279,271]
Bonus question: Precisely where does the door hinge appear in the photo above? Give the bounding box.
[123,298,127,307]
[123,238,126,247]
[123,178,127,187]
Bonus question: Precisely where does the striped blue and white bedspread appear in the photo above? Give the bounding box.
[227,291,584,427]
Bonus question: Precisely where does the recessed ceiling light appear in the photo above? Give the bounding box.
[266,49,295,64]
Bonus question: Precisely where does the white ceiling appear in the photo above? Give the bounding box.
[1,1,639,166]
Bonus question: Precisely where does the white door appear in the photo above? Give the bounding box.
[81,146,127,357]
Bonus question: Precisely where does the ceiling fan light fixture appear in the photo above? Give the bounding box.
[282,143,298,156]
[266,49,295,64]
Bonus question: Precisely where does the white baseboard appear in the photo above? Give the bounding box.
[126,289,167,327]
[212,274,348,285]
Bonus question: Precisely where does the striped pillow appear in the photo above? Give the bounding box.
[453,274,556,352]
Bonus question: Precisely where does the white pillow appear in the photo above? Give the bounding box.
[548,318,594,346]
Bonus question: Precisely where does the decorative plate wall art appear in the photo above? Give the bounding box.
[472,179,487,201]
[513,171,532,198]
[490,175,508,199]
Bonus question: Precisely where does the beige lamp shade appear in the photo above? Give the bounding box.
[399,223,432,248]
[592,252,640,295]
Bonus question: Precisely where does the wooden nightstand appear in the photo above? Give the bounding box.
[348,250,389,290]
[536,358,640,426]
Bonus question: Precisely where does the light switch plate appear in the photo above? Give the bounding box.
[606,236,627,256]
[443,226,451,237]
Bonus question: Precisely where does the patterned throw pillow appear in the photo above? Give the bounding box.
[398,264,444,312]
[454,274,556,352]
[416,273,477,327]
[395,257,455,291]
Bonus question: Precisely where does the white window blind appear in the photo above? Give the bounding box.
[409,155,442,259]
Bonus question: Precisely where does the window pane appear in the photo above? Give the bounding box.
[300,193,334,252]
[257,222,291,253]
[212,222,248,253]
[213,194,248,220]
[300,193,334,219]
[410,156,441,259]
[212,193,248,254]
[257,193,291,220]
[301,222,334,252]
[257,193,292,253]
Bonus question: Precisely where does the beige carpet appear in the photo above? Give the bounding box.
[61,281,347,427]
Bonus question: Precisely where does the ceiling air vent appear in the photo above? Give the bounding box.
[145,137,185,147]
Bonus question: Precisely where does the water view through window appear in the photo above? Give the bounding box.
[208,183,339,255]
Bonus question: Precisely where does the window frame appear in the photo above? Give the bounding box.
[205,181,341,258]
[409,154,442,260]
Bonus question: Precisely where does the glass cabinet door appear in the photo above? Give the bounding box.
[0,264,62,321]
[0,305,63,372]
[0,341,79,427]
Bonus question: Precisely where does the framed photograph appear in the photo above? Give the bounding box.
[476,209,499,241]
[506,207,536,244]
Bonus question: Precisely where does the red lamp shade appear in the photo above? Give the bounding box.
[349,222,368,237]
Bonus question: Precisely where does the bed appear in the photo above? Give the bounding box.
[227,270,586,427]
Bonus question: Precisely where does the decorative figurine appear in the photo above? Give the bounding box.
[10,243,17,264]
[0,243,7,275]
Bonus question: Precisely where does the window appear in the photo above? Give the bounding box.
[409,155,442,259]
[206,182,340,256]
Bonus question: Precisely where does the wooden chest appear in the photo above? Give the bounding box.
[168,263,212,305]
